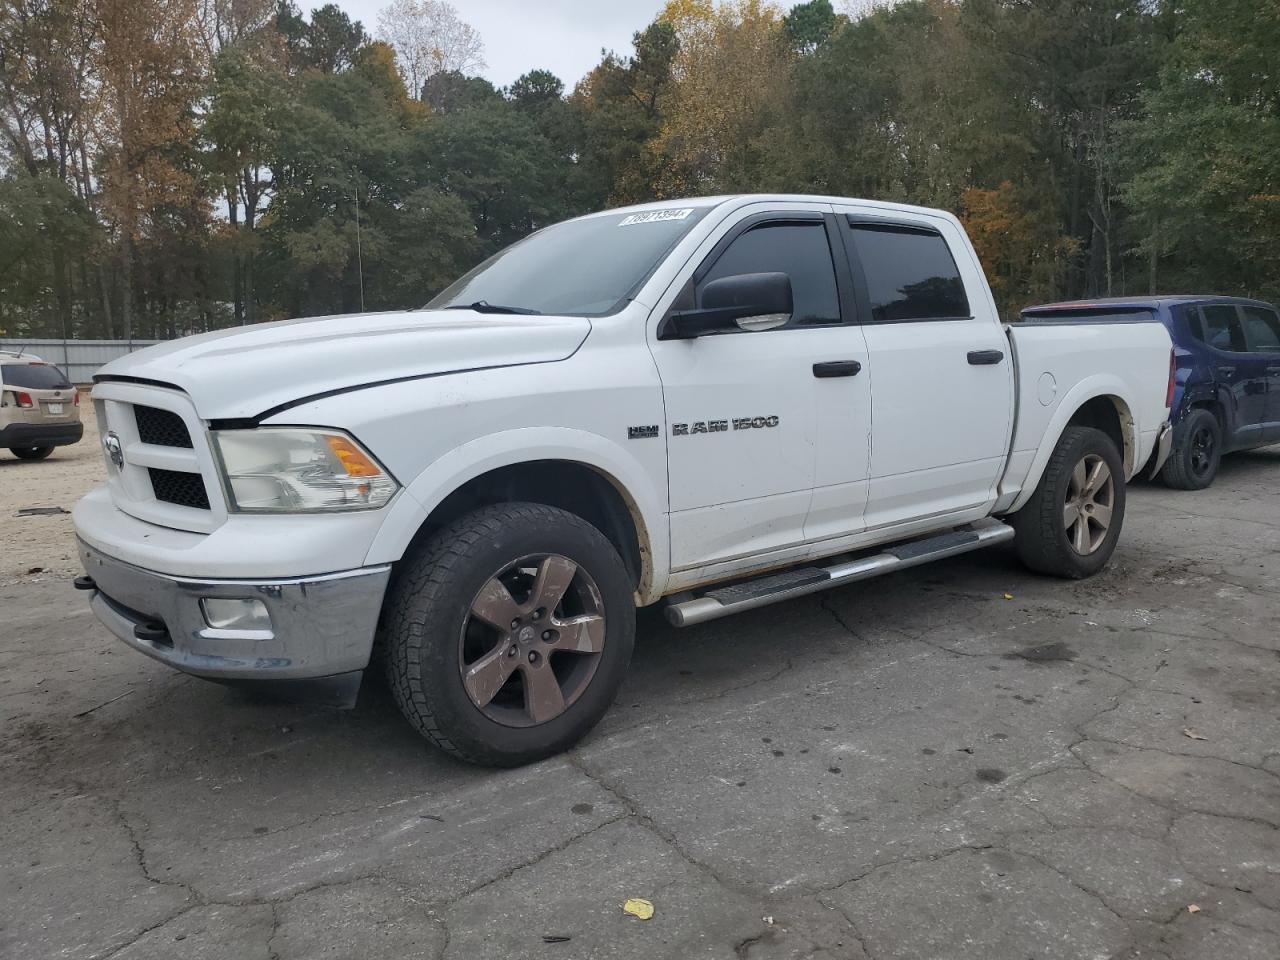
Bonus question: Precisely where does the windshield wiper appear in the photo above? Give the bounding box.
[444,300,542,315]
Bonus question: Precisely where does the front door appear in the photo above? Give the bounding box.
[830,206,1014,530]
[1239,303,1280,442]
[649,206,871,574]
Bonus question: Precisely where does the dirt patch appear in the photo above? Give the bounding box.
[1,389,104,584]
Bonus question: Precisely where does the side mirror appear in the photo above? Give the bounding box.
[662,272,793,339]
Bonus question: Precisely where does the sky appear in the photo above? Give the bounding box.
[336,0,802,90]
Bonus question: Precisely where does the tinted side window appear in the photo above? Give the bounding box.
[1194,305,1248,352]
[847,223,970,322]
[0,362,72,389]
[700,222,841,326]
[1241,306,1280,352]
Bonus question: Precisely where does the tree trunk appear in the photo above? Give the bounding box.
[228,190,244,324]
[242,168,258,325]
[1148,223,1159,295]
[120,235,134,343]
[98,265,116,338]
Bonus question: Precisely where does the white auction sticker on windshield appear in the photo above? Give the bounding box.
[618,208,694,226]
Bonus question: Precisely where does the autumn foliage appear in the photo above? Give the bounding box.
[4,0,1280,338]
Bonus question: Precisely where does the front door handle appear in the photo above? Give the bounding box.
[967,349,1004,365]
[813,360,862,378]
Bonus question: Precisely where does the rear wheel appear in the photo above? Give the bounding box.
[383,502,635,766]
[8,446,54,460]
[1011,426,1126,579]
[1159,408,1221,490]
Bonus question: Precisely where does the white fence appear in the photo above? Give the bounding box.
[0,339,161,384]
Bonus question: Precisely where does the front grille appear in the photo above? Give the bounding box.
[149,468,210,509]
[135,405,192,448]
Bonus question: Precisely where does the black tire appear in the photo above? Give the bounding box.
[1010,426,1126,579]
[383,502,635,766]
[1159,408,1221,490]
[9,446,54,460]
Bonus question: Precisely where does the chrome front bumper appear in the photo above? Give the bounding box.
[77,538,391,685]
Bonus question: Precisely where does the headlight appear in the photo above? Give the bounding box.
[211,428,398,512]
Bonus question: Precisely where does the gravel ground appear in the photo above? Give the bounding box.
[2,441,1279,960]
[1,390,102,584]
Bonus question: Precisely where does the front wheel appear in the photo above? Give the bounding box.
[1011,426,1126,579]
[383,502,635,766]
[9,446,54,460]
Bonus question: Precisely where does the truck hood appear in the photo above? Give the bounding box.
[96,309,591,420]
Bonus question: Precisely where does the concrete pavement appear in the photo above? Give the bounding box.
[3,448,1278,959]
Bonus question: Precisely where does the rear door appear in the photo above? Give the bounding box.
[1239,303,1280,442]
[648,204,872,574]
[830,207,1013,529]
[1194,304,1265,446]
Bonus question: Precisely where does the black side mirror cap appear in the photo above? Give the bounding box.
[660,272,793,340]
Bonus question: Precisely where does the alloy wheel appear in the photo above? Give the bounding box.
[459,554,606,727]
[1063,453,1114,555]
[1189,425,1216,478]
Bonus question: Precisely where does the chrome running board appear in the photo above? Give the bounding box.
[662,520,1015,627]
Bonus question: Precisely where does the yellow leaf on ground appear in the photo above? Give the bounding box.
[623,898,655,920]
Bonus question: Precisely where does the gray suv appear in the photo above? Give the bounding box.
[0,352,83,459]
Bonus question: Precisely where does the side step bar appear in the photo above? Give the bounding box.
[663,520,1015,627]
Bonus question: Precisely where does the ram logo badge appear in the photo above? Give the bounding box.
[103,432,125,469]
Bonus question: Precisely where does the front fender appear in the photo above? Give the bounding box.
[362,426,670,603]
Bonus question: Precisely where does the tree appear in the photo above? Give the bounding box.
[415,99,562,249]
[649,0,793,196]
[375,0,483,100]
[203,43,284,323]
[782,0,835,52]
[964,0,1159,298]
[97,0,212,339]
[419,69,501,114]
[962,181,1078,317]
[275,1,365,73]
[571,19,679,205]
[508,69,563,114]
[1122,0,1280,300]
[0,0,103,336]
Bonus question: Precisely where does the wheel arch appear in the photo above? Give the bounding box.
[1005,383,1139,514]
[364,428,668,604]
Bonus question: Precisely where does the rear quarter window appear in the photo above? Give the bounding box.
[1241,305,1280,352]
[0,362,72,390]
[1191,305,1248,352]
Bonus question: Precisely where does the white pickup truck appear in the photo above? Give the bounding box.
[74,194,1173,765]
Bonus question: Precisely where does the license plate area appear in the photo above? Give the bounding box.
[46,402,64,415]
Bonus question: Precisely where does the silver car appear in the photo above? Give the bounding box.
[0,352,83,460]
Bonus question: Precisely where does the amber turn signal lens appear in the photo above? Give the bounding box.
[325,434,383,477]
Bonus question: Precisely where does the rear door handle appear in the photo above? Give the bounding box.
[967,350,1004,365]
[813,360,862,378]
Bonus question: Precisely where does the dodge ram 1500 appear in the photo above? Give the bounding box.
[74,194,1174,765]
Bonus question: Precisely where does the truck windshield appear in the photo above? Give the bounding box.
[427,206,711,317]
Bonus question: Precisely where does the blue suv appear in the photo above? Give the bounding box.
[1022,296,1280,489]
